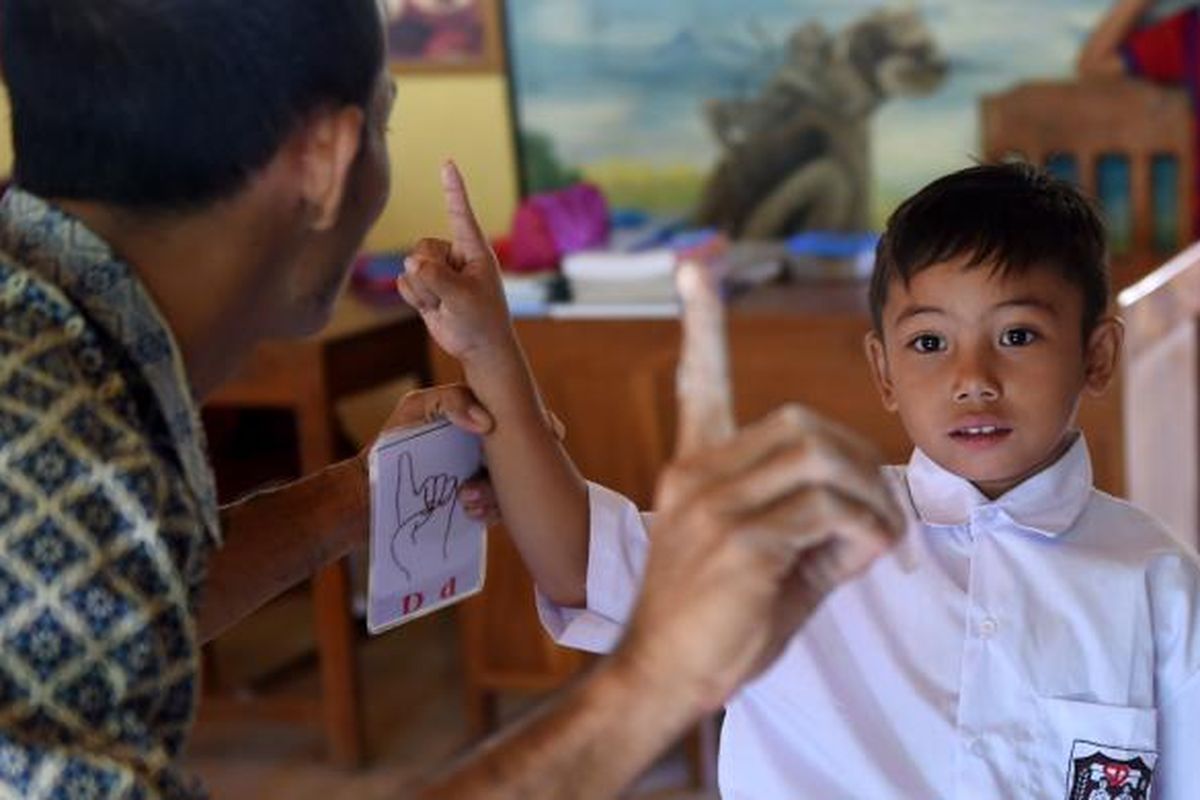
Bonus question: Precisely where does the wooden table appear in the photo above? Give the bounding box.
[204,291,428,767]
[431,279,1125,735]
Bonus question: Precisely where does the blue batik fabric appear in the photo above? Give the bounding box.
[0,189,221,798]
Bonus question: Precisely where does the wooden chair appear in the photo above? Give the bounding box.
[981,78,1194,289]
[1120,242,1200,549]
[202,295,429,767]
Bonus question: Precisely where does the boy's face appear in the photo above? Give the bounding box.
[865,254,1121,498]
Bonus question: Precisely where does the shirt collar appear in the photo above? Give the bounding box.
[905,434,1092,537]
[0,188,221,543]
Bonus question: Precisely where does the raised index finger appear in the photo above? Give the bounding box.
[441,160,489,264]
[674,257,735,458]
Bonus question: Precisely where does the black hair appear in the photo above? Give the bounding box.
[0,0,384,212]
[869,162,1110,338]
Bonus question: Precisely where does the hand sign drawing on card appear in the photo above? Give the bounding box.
[391,450,460,582]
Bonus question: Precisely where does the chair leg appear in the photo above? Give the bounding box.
[313,557,366,768]
[200,643,222,694]
[464,686,500,739]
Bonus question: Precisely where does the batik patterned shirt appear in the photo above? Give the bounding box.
[0,189,220,798]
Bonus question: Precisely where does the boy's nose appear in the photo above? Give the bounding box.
[954,381,1000,403]
[952,348,1001,403]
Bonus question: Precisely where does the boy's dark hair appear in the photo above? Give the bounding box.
[869,162,1110,338]
[0,0,384,212]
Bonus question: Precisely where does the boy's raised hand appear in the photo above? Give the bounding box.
[396,161,515,365]
[619,258,905,711]
[368,382,507,526]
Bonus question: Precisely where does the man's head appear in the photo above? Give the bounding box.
[1,0,394,336]
[864,163,1122,497]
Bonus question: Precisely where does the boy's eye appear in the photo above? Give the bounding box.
[909,333,946,353]
[1000,328,1037,347]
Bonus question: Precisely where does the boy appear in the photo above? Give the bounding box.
[402,163,1200,798]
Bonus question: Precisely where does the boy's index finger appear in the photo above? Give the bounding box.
[440,160,489,263]
[675,258,735,459]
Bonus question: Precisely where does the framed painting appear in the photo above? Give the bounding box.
[384,0,505,73]
[504,0,1116,233]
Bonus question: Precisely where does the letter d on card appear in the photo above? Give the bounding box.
[366,419,487,634]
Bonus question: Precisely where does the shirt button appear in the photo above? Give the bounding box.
[978,617,999,638]
[970,738,987,757]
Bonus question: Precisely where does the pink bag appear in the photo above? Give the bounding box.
[508,183,609,272]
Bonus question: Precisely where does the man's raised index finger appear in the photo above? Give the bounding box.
[675,258,735,458]
[440,160,489,263]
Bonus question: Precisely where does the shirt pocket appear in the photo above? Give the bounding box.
[1034,696,1159,800]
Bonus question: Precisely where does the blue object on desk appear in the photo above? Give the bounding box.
[608,210,690,252]
[666,228,720,250]
[786,231,879,258]
[610,208,652,229]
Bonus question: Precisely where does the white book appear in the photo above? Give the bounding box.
[547,301,679,319]
[562,248,677,282]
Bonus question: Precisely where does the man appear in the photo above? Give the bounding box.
[0,1,901,797]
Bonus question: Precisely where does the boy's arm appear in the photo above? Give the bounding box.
[397,162,589,608]
[1157,669,1200,799]
[460,340,590,608]
[1152,550,1200,799]
[1077,0,1153,77]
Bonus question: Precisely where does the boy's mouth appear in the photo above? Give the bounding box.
[948,423,1013,447]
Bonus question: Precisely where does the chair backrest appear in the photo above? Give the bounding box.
[1120,243,1200,549]
[982,78,1194,287]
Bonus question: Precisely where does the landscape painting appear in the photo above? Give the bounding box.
[505,0,1115,233]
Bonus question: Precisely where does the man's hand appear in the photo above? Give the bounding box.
[377,383,496,437]
[370,383,499,524]
[368,383,566,527]
[396,162,516,366]
[616,259,905,713]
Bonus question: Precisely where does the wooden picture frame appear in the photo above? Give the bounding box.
[384,0,504,74]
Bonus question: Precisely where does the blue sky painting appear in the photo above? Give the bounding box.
[505,0,1115,224]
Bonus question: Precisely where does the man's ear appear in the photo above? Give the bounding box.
[1083,315,1124,396]
[864,330,899,412]
[296,105,366,232]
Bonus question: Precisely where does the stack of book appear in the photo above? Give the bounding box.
[501,271,562,317]
[559,248,678,316]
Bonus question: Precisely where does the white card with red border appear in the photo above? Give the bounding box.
[367,419,486,634]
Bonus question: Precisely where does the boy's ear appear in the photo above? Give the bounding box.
[294,105,366,232]
[864,331,899,412]
[1083,315,1124,396]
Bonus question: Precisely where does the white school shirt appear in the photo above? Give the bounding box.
[537,436,1200,799]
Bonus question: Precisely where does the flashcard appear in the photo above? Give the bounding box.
[367,419,486,634]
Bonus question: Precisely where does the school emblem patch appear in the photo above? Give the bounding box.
[1066,740,1156,800]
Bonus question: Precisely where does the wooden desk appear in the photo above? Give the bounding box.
[204,292,428,767]
[432,280,1125,732]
